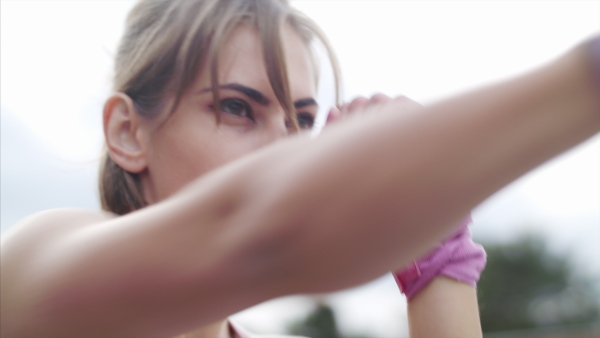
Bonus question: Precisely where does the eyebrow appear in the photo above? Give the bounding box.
[294,98,318,109]
[199,83,318,109]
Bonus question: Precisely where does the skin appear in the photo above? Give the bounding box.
[408,278,481,338]
[0,24,481,338]
[1,23,599,338]
[334,95,483,338]
[145,25,319,338]
[138,26,319,204]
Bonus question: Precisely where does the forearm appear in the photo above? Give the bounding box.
[8,39,598,337]
[153,40,600,297]
[407,277,482,338]
[238,40,600,290]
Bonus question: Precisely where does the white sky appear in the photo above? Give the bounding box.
[1,1,599,337]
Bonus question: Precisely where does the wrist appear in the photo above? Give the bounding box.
[393,217,487,300]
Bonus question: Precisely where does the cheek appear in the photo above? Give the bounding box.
[148,128,265,199]
[146,124,213,198]
[208,130,271,165]
[149,144,212,199]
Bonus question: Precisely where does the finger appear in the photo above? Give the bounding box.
[338,102,349,115]
[365,93,393,114]
[346,96,369,114]
[326,106,342,124]
[368,93,392,106]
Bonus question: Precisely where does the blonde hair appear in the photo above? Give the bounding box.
[99,0,341,215]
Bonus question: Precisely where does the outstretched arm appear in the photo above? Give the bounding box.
[2,37,599,338]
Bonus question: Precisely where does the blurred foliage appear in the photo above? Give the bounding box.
[288,235,599,337]
[478,235,600,332]
[287,303,375,338]
[288,303,342,338]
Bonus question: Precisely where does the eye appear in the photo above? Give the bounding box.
[296,112,315,129]
[218,98,254,121]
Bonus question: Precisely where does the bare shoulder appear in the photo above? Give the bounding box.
[0,208,114,281]
[1,208,114,253]
[0,208,116,336]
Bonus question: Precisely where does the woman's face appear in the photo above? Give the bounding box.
[141,25,318,203]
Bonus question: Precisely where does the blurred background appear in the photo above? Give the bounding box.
[1,1,599,337]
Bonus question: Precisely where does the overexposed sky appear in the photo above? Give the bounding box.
[1,1,599,337]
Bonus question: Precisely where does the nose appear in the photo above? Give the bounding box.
[259,115,290,145]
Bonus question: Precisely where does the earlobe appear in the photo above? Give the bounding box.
[103,93,148,173]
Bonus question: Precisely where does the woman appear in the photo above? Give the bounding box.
[1,0,598,337]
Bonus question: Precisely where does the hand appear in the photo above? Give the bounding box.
[326,93,423,125]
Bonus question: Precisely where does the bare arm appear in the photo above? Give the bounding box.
[2,40,599,337]
[408,277,482,338]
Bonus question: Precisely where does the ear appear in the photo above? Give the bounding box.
[103,93,148,173]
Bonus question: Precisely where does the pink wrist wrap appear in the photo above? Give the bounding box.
[392,216,487,300]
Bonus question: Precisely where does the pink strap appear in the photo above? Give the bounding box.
[393,216,487,300]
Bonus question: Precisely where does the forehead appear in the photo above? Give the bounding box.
[210,24,317,99]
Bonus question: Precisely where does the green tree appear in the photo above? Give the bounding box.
[288,303,342,338]
[478,235,599,332]
[287,302,376,338]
